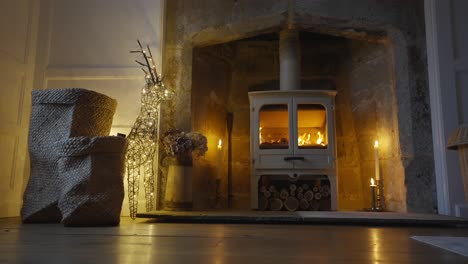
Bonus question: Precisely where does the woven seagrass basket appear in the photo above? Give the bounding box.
[22,88,116,223]
[56,136,128,226]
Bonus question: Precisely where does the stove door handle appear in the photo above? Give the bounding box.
[284,156,305,161]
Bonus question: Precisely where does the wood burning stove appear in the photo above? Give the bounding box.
[249,90,337,211]
[248,29,338,211]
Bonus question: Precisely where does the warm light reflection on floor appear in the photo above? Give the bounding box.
[118,221,156,264]
[369,228,382,263]
[213,225,226,264]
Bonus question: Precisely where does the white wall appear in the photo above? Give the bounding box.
[426,0,468,216]
[34,0,165,216]
[0,0,40,217]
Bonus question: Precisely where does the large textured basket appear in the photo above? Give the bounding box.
[22,88,117,223]
[56,136,128,226]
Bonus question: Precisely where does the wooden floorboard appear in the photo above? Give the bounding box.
[0,217,467,263]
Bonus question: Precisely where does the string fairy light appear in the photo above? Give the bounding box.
[126,40,173,219]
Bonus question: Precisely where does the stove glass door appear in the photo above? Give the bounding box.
[259,104,289,149]
[296,104,327,149]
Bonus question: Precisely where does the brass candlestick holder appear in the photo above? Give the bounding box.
[366,179,385,212]
[376,179,385,210]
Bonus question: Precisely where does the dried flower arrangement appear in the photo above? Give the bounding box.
[161,129,208,163]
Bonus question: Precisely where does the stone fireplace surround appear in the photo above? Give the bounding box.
[160,0,434,213]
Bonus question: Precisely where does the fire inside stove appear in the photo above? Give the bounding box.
[259,104,327,149]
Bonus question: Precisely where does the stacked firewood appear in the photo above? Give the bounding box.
[259,183,330,211]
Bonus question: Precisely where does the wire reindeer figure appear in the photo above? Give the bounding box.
[126,40,172,219]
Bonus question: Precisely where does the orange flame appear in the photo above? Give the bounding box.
[298,131,326,146]
[316,131,324,145]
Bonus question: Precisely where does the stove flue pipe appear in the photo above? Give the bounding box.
[279,29,301,91]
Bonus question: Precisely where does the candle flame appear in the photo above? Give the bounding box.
[217,139,222,149]
[374,140,379,149]
[370,178,375,186]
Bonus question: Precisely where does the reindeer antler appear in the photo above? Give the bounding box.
[130,39,160,84]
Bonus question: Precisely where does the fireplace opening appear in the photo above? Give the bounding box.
[191,30,405,212]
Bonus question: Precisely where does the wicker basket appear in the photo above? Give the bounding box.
[56,136,128,226]
[447,124,468,149]
[447,124,468,205]
[21,88,116,223]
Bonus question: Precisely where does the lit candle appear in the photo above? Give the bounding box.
[374,140,380,181]
[217,139,222,180]
[370,177,376,187]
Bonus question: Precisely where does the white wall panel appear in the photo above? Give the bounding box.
[426,0,468,216]
[455,73,468,124]
[452,0,468,61]
[49,0,163,69]
[0,0,39,217]
[0,135,18,190]
[0,0,31,64]
[0,72,25,126]
[452,0,468,125]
